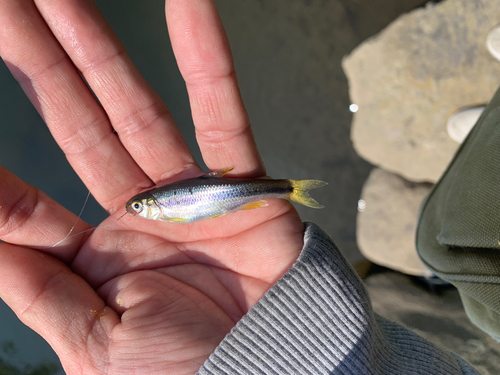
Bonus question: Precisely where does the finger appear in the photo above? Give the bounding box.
[0,242,119,372]
[166,0,265,177]
[0,165,93,261]
[0,0,151,211]
[33,0,198,183]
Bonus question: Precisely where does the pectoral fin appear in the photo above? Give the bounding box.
[241,200,268,210]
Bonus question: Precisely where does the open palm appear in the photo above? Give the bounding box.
[0,1,305,374]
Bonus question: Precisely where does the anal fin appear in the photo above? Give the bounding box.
[241,200,268,210]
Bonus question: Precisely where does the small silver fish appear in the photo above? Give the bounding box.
[125,167,327,223]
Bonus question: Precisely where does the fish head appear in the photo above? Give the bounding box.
[126,195,163,220]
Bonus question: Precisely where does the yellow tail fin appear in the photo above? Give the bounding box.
[289,180,328,209]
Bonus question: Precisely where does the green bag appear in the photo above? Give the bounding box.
[417,88,500,341]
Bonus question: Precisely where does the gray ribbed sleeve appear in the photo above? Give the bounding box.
[198,222,480,375]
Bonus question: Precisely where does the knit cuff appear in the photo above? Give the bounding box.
[198,222,477,375]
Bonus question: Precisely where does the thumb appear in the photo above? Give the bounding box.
[0,243,119,373]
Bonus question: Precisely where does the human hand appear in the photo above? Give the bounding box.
[0,0,305,374]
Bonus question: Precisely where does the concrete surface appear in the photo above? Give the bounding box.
[2,0,498,374]
[366,269,500,374]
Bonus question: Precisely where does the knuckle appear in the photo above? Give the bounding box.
[116,101,170,138]
[56,116,111,156]
[0,185,38,238]
[197,121,250,146]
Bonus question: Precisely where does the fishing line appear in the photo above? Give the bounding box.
[52,227,96,247]
[116,211,128,221]
[52,190,92,247]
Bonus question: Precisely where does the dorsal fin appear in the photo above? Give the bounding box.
[201,167,235,179]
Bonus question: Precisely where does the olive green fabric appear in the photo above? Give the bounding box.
[417,87,500,341]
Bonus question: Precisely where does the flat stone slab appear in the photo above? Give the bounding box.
[343,0,500,182]
[357,168,432,276]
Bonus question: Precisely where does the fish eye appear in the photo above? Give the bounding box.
[131,201,142,212]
